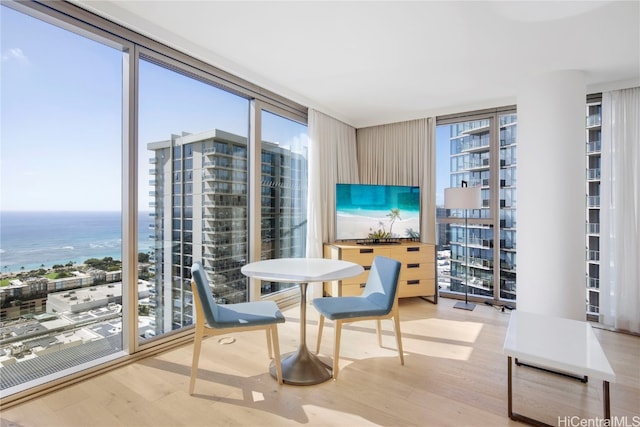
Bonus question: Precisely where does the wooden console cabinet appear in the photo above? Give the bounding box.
[323,241,437,303]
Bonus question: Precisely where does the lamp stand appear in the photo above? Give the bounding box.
[454,208,475,311]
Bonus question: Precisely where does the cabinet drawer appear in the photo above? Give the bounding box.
[341,282,367,296]
[340,247,389,265]
[341,268,370,285]
[323,242,437,302]
[399,263,433,281]
[390,245,434,264]
[323,280,367,296]
[399,278,435,298]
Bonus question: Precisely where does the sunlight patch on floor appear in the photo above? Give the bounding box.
[405,317,484,343]
[402,336,474,361]
[251,390,265,402]
[303,404,380,426]
[397,317,484,361]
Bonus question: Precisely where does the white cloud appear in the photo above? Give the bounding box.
[2,47,30,65]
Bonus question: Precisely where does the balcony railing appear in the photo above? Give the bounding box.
[587,304,600,314]
[587,115,602,127]
[587,250,600,261]
[586,140,602,154]
[466,257,493,269]
[587,196,601,208]
[586,277,600,289]
[461,138,490,152]
[587,168,601,180]
[586,223,600,234]
[468,158,490,169]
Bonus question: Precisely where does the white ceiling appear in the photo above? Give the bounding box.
[73,1,640,128]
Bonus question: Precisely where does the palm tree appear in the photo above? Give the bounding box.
[386,208,402,237]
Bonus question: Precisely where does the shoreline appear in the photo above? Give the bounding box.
[1,210,153,275]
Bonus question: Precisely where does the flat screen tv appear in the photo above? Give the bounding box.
[335,183,420,242]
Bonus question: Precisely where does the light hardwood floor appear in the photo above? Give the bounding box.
[1,297,638,427]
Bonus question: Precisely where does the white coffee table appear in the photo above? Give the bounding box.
[503,311,616,426]
[241,258,364,385]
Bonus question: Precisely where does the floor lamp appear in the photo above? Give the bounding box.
[444,181,482,311]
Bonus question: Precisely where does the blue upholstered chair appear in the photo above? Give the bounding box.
[312,255,404,379]
[189,262,285,394]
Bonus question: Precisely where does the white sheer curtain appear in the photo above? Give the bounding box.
[307,109,358,298]
[356,118,436,243]
[600,87,640,333]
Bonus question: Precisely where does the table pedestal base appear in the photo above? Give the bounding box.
[270,347,332,386]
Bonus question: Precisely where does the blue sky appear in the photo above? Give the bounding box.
[1,5,449,212]
[1,6,122,211]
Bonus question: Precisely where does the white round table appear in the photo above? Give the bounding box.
[241,258,364,385]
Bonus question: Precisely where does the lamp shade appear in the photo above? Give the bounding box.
[444,187,482,209]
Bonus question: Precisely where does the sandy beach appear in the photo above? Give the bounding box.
[336,212,420,240]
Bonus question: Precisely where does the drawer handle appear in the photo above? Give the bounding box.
[363,265,371,271]
[360,248,374,254]
[407,263,420,269]
[359,283,366,288]
[407,280,420,285]
[407,247,420,252]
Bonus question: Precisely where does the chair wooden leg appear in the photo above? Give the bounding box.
[265,329,273,359]
[376,319,383,347]
[189,327,204,395]
[333,320,343,380]
[316,315,325,354]
[270,325,283,385]
[393,312,404,366]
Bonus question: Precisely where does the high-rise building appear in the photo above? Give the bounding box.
[443,114,517,301]
[586,100,602,316]
[147,129,307,334]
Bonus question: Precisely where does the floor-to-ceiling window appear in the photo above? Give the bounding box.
[436,109,517,303]
[0,1,307,402]
[0,4,127,392]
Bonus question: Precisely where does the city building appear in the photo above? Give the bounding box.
[586,99,603,316]
[441,114,517,302]
[147,129,307,334]
[1,270,122,320]
[46,280,151,314]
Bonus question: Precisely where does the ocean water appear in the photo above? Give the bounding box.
[0,211,153,273]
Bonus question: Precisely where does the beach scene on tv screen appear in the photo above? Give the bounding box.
[336,184,420,240]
